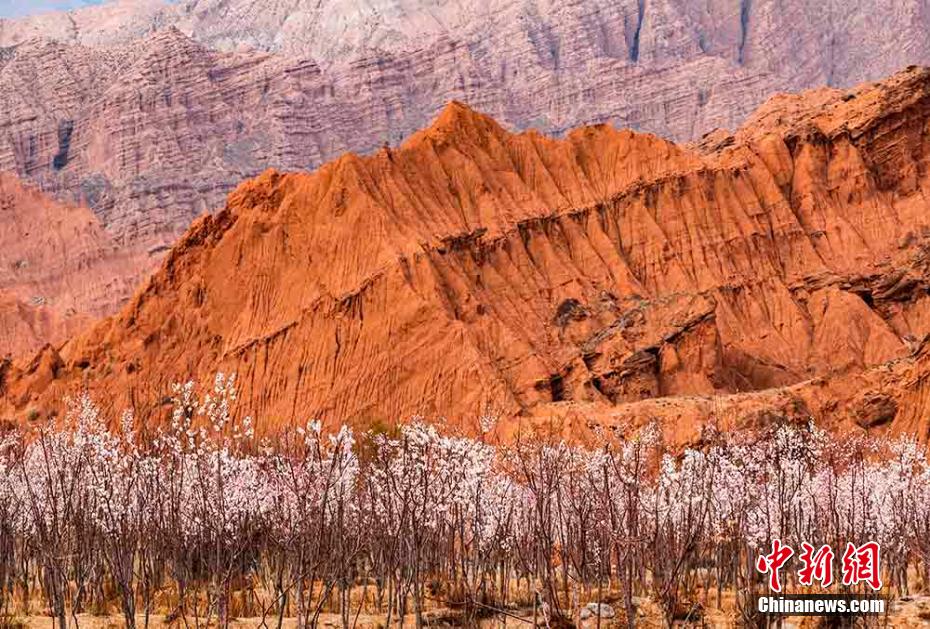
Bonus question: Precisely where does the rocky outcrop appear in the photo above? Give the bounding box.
[6,0,930,94]
[0,31,277,248]
[6,1,930,250]
[6,67,930,442]
[3,2,930,368]
[0,173,153,357]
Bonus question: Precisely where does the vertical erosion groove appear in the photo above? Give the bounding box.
[630,0,646,62]
[738,0,752,65]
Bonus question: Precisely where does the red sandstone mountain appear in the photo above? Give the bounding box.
[6,67,930,443]
[0,173,150,358]
[8,1,930,356]
[6,0,930,250]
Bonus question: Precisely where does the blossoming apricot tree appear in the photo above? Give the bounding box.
[0,377,927,627]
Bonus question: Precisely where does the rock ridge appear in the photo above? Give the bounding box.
[7,68,930,443]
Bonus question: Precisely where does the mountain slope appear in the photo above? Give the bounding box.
[0,25,766,250]
[6,1,930,361]
[6,67,930,441]
[5,0,930,251]
[0,173,151,357]
[6,0,930,89]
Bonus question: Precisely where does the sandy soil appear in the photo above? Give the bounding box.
[8,594,930,627]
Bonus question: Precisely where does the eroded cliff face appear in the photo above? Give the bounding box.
[6,67,930,443]
[0,32,277,249]
[6,0,930,90]
[6,0,930,251]
[0,173,152,358]
[0,24,765,252]
[7,1,930,361]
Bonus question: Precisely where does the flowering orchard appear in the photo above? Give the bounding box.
[0,376,929,627]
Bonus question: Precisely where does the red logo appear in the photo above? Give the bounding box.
[841,542,882,590]
[757,540,882,592]
[756,539,794,592]
[797,542,834,587]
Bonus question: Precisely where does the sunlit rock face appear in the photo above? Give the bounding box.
[6,68,930,446]
[0,173,150,357]
[3,0,930,248]
[6,1,930,442]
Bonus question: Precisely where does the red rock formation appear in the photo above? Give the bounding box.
[0,173,152,358]
[7,67,930,443]
[6,1,930,363]
[8,0,930,253]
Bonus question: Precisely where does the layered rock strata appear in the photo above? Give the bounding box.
[6,68,930,443]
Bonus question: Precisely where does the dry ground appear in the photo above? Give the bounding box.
[6,594,930,628]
